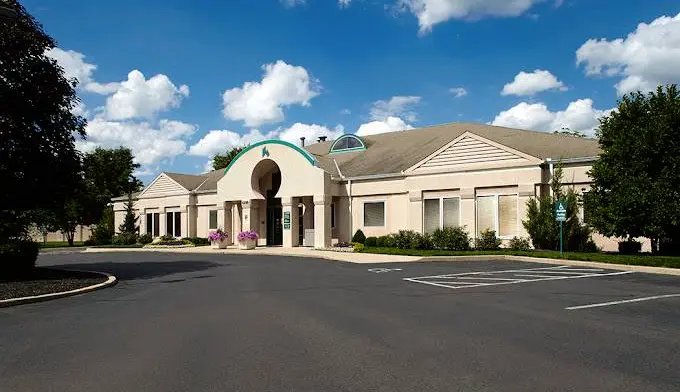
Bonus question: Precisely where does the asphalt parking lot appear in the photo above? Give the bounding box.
[1,252,679,392]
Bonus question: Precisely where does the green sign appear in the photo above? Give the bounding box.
[555,200,567,222]
[283,211,290,230]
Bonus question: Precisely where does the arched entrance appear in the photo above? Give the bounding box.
[251,159,283,246]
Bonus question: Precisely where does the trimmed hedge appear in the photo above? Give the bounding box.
[1,240,39,278]
[352,229,366,244]
[182,237,210,246]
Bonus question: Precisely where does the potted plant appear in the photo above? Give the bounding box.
[208,228,229,249]
[237,230,259,250]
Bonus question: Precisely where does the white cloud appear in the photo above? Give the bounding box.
[70,101,89,117]
[339,0,352,7]
[277,123,345,145]
[397,0,547,33]
[576,12,680,96]
[79,118,197,166]
[491,99,614,136]
[188,129,273,157]
[281,0,305,7]
[449,87,467,98]
[222,60,320,127]
[356,116,414,136]
[501,69,567,96]
[45,48,121,94]
[103,70,190,120]
[369,95,421,122]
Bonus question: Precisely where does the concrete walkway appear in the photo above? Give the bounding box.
[83,246,421,264]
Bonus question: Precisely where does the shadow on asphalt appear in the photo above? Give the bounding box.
[53,261,223,281]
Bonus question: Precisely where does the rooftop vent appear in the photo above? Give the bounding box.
[300,136,305,147]
[318,136,327,143]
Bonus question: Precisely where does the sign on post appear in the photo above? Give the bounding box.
[555,200,567,222]
[555,199,567,256]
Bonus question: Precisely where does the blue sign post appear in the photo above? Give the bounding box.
[555,200,567,256]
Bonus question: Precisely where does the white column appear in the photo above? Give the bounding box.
[313,194,331,248]
[232,202,242,238]
[408,190,423,233]
[282,197,299,248]
[223,202,233,245]
[159,210,167,237]
[460,188,476,238]
[181,205,189,238]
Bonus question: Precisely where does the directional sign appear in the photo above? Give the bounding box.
[555,200,567,222]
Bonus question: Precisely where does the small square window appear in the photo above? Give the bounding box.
[364,202,385,227]
[209,210,218,230]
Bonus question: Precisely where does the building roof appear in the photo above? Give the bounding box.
[120,122,601,200]
[111,191,142,202]
[304,122,601,178]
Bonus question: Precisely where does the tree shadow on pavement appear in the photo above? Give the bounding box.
[52,261,224,281]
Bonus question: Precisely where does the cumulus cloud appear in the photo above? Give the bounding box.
[79,119,197,166]
[369,95,421,122]
[501,69,567,96]
[222,60,320,127]
[491,99,614,136]
[449,87,468,98]
[277,123,345,145]
[339,0,352,7]
[397,0,548,33]
[356,116,414,136]
[45,48,121,94]
[103,70,190,120]
[576,12,680,96]
[188,129,274,157]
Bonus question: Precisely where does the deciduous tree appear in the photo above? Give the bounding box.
[212,146,247,170]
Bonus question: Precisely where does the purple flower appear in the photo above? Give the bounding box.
[237,230,259,241]
[208,229,229,242]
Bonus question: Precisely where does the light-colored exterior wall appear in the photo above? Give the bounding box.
[109,135,634,252]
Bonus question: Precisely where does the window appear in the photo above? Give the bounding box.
[146,213,160,237]
[364,202,385,227]
[476,194,518,238]
[330,203,335,228]
[423,197,460,234]
[209,210,218,230]
[329,135,366,153]
[166,211,182,237]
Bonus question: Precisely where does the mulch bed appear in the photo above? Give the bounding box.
[0,268,107,301]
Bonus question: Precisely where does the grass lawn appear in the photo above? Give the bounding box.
[357,247,680,269]
[38,241,85,248]
[90,244,145,249]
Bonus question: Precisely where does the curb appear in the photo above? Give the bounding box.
[421,255,680,277]
[0,270,118,308]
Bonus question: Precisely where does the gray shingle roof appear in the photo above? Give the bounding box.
[304,122,601,177]
[164,172,212,191]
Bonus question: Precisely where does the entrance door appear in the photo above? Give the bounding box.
[267,206,283,246]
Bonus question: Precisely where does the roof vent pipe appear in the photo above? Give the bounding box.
[318,136,327,142]
[300,136,305,147]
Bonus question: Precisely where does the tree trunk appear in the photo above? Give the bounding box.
[651,237,658,255]
[66,230,75,247]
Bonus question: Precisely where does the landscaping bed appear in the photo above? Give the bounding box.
[0,268,107,301]
[357,247,680,269]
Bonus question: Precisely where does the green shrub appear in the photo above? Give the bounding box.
[112,232,138,245]
[389,230,432,250]
[154,239,193,246]
[352,229,366,244]
[83,239,95,246]
[159,234,175,241]
[138,234,153,245]
[375,236,386,247]
[475,229,502,250]
[182,237,210,246]
[509,236,532,251]
[91,207,114,245]
[365,237,377,247]
[353,243,365,252]
[0,240,39,278]
[618,239,642,255]
[431,226,471,251]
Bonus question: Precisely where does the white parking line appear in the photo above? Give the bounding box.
[566,293,680,310]
[404,266,635,290]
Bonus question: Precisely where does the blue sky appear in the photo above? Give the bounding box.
[23,0,680,181]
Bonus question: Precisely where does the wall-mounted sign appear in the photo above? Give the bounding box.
[283,211,290,230]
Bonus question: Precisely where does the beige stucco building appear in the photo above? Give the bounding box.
[112,122,625,250]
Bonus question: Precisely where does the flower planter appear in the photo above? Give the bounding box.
[239,238,257,250]
[211,239,229,249]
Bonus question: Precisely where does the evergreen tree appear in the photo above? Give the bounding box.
[118,193,138,235]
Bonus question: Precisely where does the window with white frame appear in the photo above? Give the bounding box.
[423,197,460,234]
[146,213,160,237]
[166,211,182,237]
[209,210,218,230]
[363,201,385,227]
[476,194,518,238]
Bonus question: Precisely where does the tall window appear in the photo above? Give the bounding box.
[476,194,518,238]
[330,203,336,228]
[364,202,385,227]
[166,212,182,237]
[424,197,460,234]
[209,210,218,230]
[146,213,160,237]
